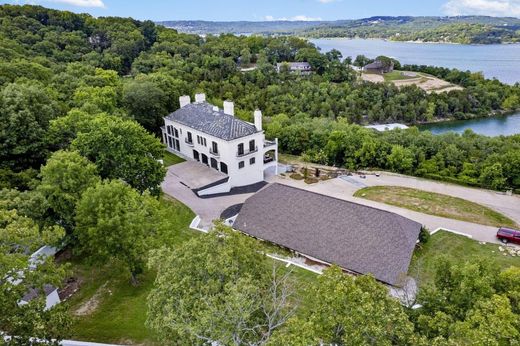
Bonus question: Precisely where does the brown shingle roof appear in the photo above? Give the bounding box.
[233,183,422,285]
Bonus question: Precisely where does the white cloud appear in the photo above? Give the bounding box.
[263,15,322,21]
[28,0,106,8]
[443,0,520,17]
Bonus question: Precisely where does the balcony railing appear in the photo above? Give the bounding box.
[185,138,194,146]
[264,156,274,164]
[209,148,220,157]
[264,140,276,148]
[237,146,258,157]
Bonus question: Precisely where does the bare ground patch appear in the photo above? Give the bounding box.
[74,281,111,316]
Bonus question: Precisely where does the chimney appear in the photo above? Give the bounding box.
[195,93,206,103]
[223,100,234,116]
[179,95,190,108]
[254,109,262,131]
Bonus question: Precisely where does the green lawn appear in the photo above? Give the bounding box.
[410,231,520,287]
[383,70,420,82]
[67,195,196,345]
[354,186,517,228]
[162,150,185,166]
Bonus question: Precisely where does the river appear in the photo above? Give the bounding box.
[311,38,520,136]
[311,38,520,85]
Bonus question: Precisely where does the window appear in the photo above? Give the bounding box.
[237,143,244,156]
[211,158,218,170]
[250,157,255,165]
[238,161,245,169]
[167,136,173,148]
[193,150,200,161]
[201,154,208,165]
[187,132,193,143]
[167,126,171,135]
[173,128,179,138]
[203,138,207,146]
[212,141,218,154]
[174,139,180,151]
[197,135,201,145]
[249,140,255,152]
[220,162,228,174]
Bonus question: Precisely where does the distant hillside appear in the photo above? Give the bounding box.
[159,16,520,44]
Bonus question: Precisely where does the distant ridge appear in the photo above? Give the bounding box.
[158,16,520,44]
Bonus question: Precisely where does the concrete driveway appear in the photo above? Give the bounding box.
[161,165,253,229]
[270,175,510,244]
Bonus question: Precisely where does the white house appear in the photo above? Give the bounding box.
[276,62,312,75]
[162,93,278,196]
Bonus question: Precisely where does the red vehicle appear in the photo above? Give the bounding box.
[496,227,520,245]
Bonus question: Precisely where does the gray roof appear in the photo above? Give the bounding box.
[364,60,385,69]
[165,102,258,141]
[233,183,422,285]
[22,284,57,302]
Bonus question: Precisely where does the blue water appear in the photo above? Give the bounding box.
[312,38,520,85]
[419,112,520,136]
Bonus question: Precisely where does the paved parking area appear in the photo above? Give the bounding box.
[169,161,227,190]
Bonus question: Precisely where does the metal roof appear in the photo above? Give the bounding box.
[165,102,258,141]
[233,183,422,286]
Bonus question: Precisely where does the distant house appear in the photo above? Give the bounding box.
[233,183,422,286]
[19,284,60,310]
[276,62,312,75]
[363,59,394,74]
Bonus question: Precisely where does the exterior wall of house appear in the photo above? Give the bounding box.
[163,111,277,189]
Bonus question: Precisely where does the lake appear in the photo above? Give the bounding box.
[311,38,520,85]
[418,112,520,136]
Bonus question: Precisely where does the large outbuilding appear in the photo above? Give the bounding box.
[233,183,422,286]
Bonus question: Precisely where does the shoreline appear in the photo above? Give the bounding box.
[309,36,520,46]
[414,109,520,127]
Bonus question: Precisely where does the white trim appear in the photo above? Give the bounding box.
[265,254,323,275]
[189,215,208,233]
[430,227,473,239]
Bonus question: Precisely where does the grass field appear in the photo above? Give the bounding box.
[67,195,196,345]
[354,186,517,228]
[162,150,185,166]
[383,70,419,82]
[410,230,520,287]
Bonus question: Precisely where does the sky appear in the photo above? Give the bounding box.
[4,0,520,21]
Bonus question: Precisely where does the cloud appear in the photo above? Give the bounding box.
[442,0,520,17]
[263,15,322,21]
[25,0,106,8]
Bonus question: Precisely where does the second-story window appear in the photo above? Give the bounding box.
[173,128,179,138]
[249,139,255,152]
[212,141,218,154]
[187,132,193,143]
[237,143,244,156]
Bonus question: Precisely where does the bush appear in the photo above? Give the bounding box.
[290,173,304,180]
[419,226,430,244]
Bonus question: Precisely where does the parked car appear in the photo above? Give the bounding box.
[496,227,520,245]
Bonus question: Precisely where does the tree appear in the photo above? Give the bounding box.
[387,145,415,174]
[271,266,417,345]
[71,115,166,195]
[122,79,168,132]
[479,163,506,190]
[0,201,70,345]
[38,150,100,231]
[74,180,164,284]
[240,47,252,65]
[147,224,297,345]
[0,82,59,170]
[354,54,371,67]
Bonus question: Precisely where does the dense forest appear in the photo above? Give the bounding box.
[167,16,520,44]
[1,5,519,345]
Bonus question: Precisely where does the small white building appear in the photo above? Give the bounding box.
[276,62,312,75]
[162,93,278,196]
[365,123,409,132]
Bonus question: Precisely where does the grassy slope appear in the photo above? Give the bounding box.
[410,231,520,287]
[383,70,419,82]
[162,150,185,166]
[354,186,517,228]
[68,195,197,345]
